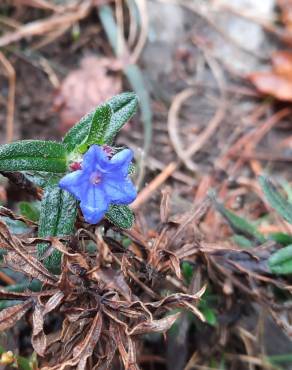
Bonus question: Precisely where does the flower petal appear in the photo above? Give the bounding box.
[104,178,137,204]
[82,145,110,173]
[80,185,109,224]
[110,149,133,176]
[59,170,88,200]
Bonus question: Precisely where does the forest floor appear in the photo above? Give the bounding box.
[0,1,292,370]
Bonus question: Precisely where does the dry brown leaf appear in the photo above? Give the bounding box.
[42,291,64,316]
[0,288,32,300]
[92,267,132,301]
[249,72,292,101]
[0,300,32,331]
[278,0,292,32]
[32,303,47,356]
[273,50,292,75]
[128,312,180,336]
[5,250,57,285]
[249,51,292,101]
[0,1,91,48]
[0,206,36,227]
[145,289,206,322]
[53,56,122,133]
[0,220,57,285]
[44,311,102,370]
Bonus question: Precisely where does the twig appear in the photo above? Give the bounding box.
[131,162,178,210]
[130,0,148,63]
[0,52,16,143]
[168,52,227,172]
[0,271,16,285]
[0,1,92,48]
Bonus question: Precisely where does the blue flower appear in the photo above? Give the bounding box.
[59,145,137,224]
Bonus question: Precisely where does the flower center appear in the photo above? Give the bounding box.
[90,171,102,185]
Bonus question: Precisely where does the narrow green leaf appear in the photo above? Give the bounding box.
[268,245,292,275]
[104,92,138,144]
[259,175,292,224]
[215,202,266,244]
[5,280,41,293]
[232,234,253,248]
[105,204,134,229]
[181,261,194,285]
[63,92,138,152]
[62,110,94,152]
[269,232,292,246]
[38,184,77,273]
[201,306,217,326]
[19,201,40,222]
[85,104,112,146]
[0,140,67,173]
[0,216,29,234]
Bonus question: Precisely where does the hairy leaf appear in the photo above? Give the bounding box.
[104,92,138,144]
[85,104,112,146]
[215,201,266,244]
[259,175,292,224]
[105,204,134,229]
[63,92,138,152]
[38,184,77,273]
[0,140,67,173]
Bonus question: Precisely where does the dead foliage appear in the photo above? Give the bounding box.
[0,184,291,369]
[249,51,292,101]
[53,56,122,133]
[0,199,208,369]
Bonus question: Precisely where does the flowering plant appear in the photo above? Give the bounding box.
[0,92,138,273]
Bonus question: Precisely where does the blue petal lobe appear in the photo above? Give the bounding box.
[110,149,133,175]
[80,185,109,224]
[59,171,87,200]
[82,145,110,173]
[104,178,137,204]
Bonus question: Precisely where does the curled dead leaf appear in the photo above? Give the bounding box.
[5,250,57,285]
[0,300,32,331]
[128,312,181,336]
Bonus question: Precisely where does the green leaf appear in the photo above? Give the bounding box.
[232,234,253,248]
[63,110,94,152]
[215,201,266,244]
[38,184,77,273]
[63,92,138,152]
[105,204,134,229]
[181,261,194,285]
[104,92,138,144]
[0,216,29,234]
[86,104,112,145]
[259,175,292,224]
[23,171,60,188]
[201,306,217,326]
[5,280,41,293]
[269,232,292,246]
[268,245,292,275]
[0,140,67,173]
[19,201,40,222]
